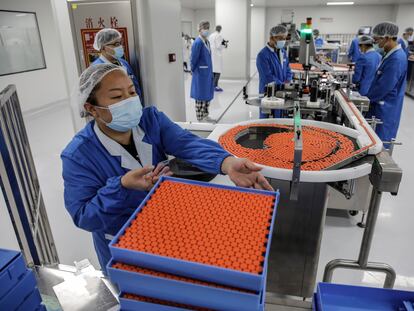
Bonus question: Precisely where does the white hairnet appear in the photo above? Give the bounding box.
[198,20,210,31]
[372,22,399,38]
[313,29,320,36]
[270,25,288,37]
[358,35,374,45]
[405,27,414,33]
[93,28,122,51]
[72,63,127,117]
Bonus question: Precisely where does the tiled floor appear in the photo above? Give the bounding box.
[1,62,413,294]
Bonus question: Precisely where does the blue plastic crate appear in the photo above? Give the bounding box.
[313,294,318,311]
[109,176,279,292]
[107,259,265,311]
[119,289,265,311]
[317,283,414,311]
[0,248,27,299]
[17,288,42,311]
[0,270,37,311]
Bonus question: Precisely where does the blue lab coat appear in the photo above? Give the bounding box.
[190,36,214,101]
[366,46,407,146]
[397,38,409,57]
[61,107,230,273]
[92,56,142,99]
[352,49,382,96]
[348,37,361,62]
[315,37,324,47]
[256,45,293,118]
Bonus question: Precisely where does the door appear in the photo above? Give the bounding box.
[67,0,140,74]
[181,21,193,38]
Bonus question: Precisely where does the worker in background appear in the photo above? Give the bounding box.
[191,21,215,122]
[352,35,382,96]
[348,29,365,62]
[313,29,324,47]
[182,33,191,73]
[209,25,226,92]
[405,27,414,43]
[92,28,142,100]
[62,64,273,273]
[397,33,409,58]
[256,25,292,118]
[367,22,407,148]
[398,31,411,57]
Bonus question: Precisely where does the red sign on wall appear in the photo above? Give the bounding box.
[80,27,130,67]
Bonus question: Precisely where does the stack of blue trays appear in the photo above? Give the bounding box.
[0,248,45,311]
[107,176,279,311]
[314,282,414,311]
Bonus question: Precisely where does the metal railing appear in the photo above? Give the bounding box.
[0,85,59,266]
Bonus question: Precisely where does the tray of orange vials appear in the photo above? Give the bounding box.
[108,176,279,293]
[119,292,216,311]
[107,260,266,311]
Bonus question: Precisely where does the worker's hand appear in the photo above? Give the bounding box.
[221,157,274,191]
[121,164,172,191]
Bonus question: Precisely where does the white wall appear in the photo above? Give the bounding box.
[216,0,250,79]
[265,5,395,35]
[181,7,196,37]
[251,7,266,60]
[395,4,414,35]
[195,9,216,31]
[0,0,69,113]
[136,0,186,121]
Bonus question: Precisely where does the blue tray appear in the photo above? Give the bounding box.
[109,176,279,292]
[317,283,414,311]
[0,270,37,311]
[17,288,42,311]
[107,259,264,311]
[119,290,265,311]
[0,248,27,299]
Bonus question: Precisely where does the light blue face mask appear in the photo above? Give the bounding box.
[373,43,384,55]
[276,40,286,49]
[112,46,124,59]
[97,96,142,132]
[201,30,210,37]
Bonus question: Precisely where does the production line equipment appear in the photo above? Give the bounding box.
[209,86,402,298]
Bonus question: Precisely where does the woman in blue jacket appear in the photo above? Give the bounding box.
[92,28,142,100]
[367,22,408,147]
[256,24,292,118]
[352,35,382,96]
[62,64,273,273]
[191,20,215,122]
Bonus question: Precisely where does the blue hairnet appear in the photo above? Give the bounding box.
[372,22,399,38]
[358,35,374,45]
[93,28,122,51]
[270,24,288,36]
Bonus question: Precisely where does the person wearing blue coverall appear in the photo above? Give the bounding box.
[313,29,324,47]
[348,29,365,62]
[398,38,408,57]
[92,28,142,100]
[366,22,408,148]
[256,25,293,118]
[190,20,215,123]
[61,63,273,273]
[352,35,382,96]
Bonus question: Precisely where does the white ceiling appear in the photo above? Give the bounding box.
[181,0,414,9]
